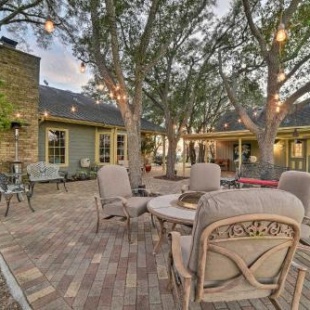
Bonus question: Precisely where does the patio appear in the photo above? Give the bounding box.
[0,166,310,309]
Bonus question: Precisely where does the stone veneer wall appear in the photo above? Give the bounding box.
[0,44,40,172]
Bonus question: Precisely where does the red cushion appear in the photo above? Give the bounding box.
[237,177,278,187]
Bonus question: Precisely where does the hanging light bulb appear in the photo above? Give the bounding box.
[80,62,86,73]
[122,95,127,100]
[276,23,287,42]
[109,92,114,99]
[276,106,280,113]
[71,106,76,112]
[96,83,105,91]
[44,17,55,33]
[115,84,120,91]
[277,69,286,82]
[43,111,48,117]
[238,118,241,123]
[274,93,279,100]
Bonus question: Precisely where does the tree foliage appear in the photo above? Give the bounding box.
[218,0,310,163]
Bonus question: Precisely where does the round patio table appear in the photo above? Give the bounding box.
[147,194,196,254]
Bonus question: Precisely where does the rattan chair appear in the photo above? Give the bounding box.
[168,188,307,310]
[95,165,154,242]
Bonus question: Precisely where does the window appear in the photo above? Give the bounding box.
[47,129,67,165]
[291,140,304,158]
[117,134,127,161]
[99,133,111,163]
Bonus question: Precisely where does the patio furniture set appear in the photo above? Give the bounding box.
[0,161,67,216]
[1,160,309,309]
[94,162,310,309]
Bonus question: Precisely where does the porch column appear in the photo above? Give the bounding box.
[238,138,242,169]
[162,134,166,172]
[182,139,186,177]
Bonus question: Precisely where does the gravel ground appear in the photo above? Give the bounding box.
[0,270,21,310]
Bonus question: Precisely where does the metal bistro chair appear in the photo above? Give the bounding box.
[168,188,307,310]
[0,173,34,216]
[95,165,156,242]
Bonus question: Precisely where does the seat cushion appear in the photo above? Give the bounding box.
[189,163,221,192]
[301,222,310,245]
[103,196,151,218]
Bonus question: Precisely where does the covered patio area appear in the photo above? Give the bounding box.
[0,167,310,309]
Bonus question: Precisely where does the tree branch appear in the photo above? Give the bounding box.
[242,0,268,57]
[218,51,260,134]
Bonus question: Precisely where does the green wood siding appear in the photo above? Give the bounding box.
[39,121,96,176]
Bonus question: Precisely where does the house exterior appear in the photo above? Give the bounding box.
[0,38,164,176]
[182,107,310,173]
[38,86,164,176]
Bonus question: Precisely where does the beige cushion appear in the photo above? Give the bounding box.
[97,165,132,199]
[186,188,304,273]
[188,163,221,192]
[104,196,151,217]
[278,170,310,218]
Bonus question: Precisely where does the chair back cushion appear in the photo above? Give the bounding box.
[188,188,304,275]
[278,170,310,218]
[97,165,132,199]
[189,163,221,192]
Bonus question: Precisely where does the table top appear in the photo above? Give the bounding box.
[147,194,196,225]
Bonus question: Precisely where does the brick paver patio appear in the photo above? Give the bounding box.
[0,165,310,309]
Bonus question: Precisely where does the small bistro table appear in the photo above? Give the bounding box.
[147,194,196,254]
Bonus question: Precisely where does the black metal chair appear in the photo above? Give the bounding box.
[0,173,34,216]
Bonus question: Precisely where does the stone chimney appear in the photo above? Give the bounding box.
[0,36,18,49]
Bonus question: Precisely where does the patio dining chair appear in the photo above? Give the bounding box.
[181,163,221,193]
[95,165,155,242]
[168,188,307,310]
[0,173,34,216]
[277,170,310,248]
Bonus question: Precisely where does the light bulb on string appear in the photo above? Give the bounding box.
[80,62,86,73]
[276,23,287,42]
[109,92,114,99]
[277,69,286,82]
[44,17,54,33]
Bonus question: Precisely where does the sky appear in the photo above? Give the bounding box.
[1,1,230,93]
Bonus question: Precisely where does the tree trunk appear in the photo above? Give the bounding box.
[126,121,142,188]
[189,141,196,165]
[256,129,277,164]
[198,142,205,163]
[166,136,178,179]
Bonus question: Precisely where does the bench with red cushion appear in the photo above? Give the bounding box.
[236,161,288,188]
[237,177,278,187]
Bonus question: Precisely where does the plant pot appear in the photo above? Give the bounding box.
[145,165,152,173]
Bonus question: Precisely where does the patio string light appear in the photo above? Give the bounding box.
[275,23,287,42]
[80,62,86,73]
[44,17,55,34]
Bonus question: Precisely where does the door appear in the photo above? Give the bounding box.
[289,140,306,171]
